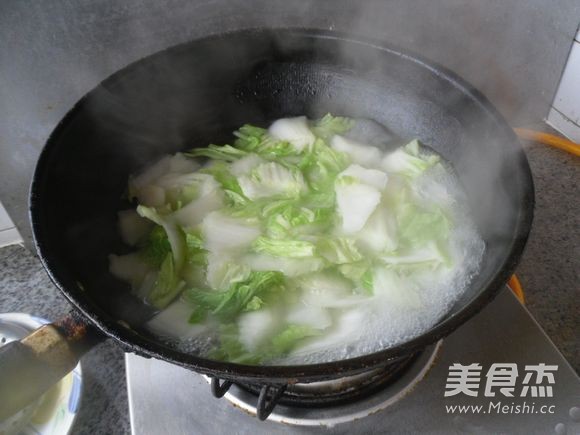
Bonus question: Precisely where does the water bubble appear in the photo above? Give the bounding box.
[554,423,566,435]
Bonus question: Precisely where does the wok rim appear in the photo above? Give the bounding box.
[29,27,534,381]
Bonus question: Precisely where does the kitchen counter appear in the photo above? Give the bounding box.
[0,137,578,434]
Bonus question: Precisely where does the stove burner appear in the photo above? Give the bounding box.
[204,340,441,426]
[236,353,420,408]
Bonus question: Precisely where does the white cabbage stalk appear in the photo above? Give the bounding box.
[290,309,368,355]
[286,304,332,330]
[109,253,151,287]
[331,135,382,168]
[118,209,153,246]
[146,298,208,339]
[372,268,422,308]
[201,211,261,253]
[241,254,325,277]
[268,116,315,152]
[230,153,266,176]
[172,188,224,229]
[206,255,251,290]
[130,154,199,205]
[238,309,278,351]
[238,162,307,200]
[335,183,381,234]
[339,164,388,190]
[299,272,367,308]
[355,202,398,254]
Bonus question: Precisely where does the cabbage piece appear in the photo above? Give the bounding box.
[381,140,439,178]
[109,252,151,288]
[335,183,381,234]
[206,324,261,364]
[372,267,421,308]
[253,237,316,258]
[379,241,451,269]
[134,271,158,300]
[261,200,333,239]
[234,124,300,159]
[184,271,284,321]
[355,202,398,254]
[200,162,247,207]
[242,253,325,277]
[338,164,388,190]
[146,298,208,339]
[338,260,372,283]
[268,116,316,152]
[230,153,267,176]
[210,322,321,364]
[172,186,224,229]
[201,211,261,253]
[129,155,173,196]
[147,253,185,309]
[118,209,153,246]
[286,304,332,330]
[334,164,388,234]
[168,153,200,173]
[181,231,207,287]
[186,144,248,161]
[311,114,354,141]
[297,271,363,308]
[396,203,450,247]
[331,135,382,168]
[141,226,172,267]
[316,237,363,264]
[137,205,186,270]
[136,185,166,207]
[301,139,350,191]
[270,324,322,355]
[238,309,278,351]
[238,162,307,200]
[159,172,222,211]
[206,254,252,290]
[290,309,367,355]
[129,154,199,205]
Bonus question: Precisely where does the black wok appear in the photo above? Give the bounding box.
[0,28,533,420]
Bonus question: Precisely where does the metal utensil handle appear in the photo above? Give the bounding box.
[0,311,101,420]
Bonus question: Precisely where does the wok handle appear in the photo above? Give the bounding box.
[0,311,102,420]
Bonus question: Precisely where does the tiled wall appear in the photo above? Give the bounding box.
[547,27,580,142]
[0,202,22,247]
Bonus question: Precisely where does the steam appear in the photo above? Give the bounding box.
[11,3,535,345]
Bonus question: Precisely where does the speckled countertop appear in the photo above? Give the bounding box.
[0,136,578,434]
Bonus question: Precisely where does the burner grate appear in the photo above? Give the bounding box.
[234,352,420,408]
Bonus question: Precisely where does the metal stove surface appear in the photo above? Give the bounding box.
[126,289,580,434]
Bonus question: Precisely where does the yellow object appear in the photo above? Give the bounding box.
[507,274,525,304]
[514,128,580,157]
[508,128,577,305]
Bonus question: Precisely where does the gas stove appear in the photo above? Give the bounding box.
[126,289,580,434]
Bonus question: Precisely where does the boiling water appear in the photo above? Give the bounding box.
[280,162,485,364]
[127,117,486,365]
[155,150,485,365]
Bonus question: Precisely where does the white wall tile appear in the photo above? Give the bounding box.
[0,201,22,246]
[549,40,580,141]
[552,41,580,125]
[0,201,15,232]
[0,228,22,248]
[547,107,580,143]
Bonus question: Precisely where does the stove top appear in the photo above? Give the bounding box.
[126,289,580,434]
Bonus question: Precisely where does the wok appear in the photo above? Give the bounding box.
[0,28,533,420]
